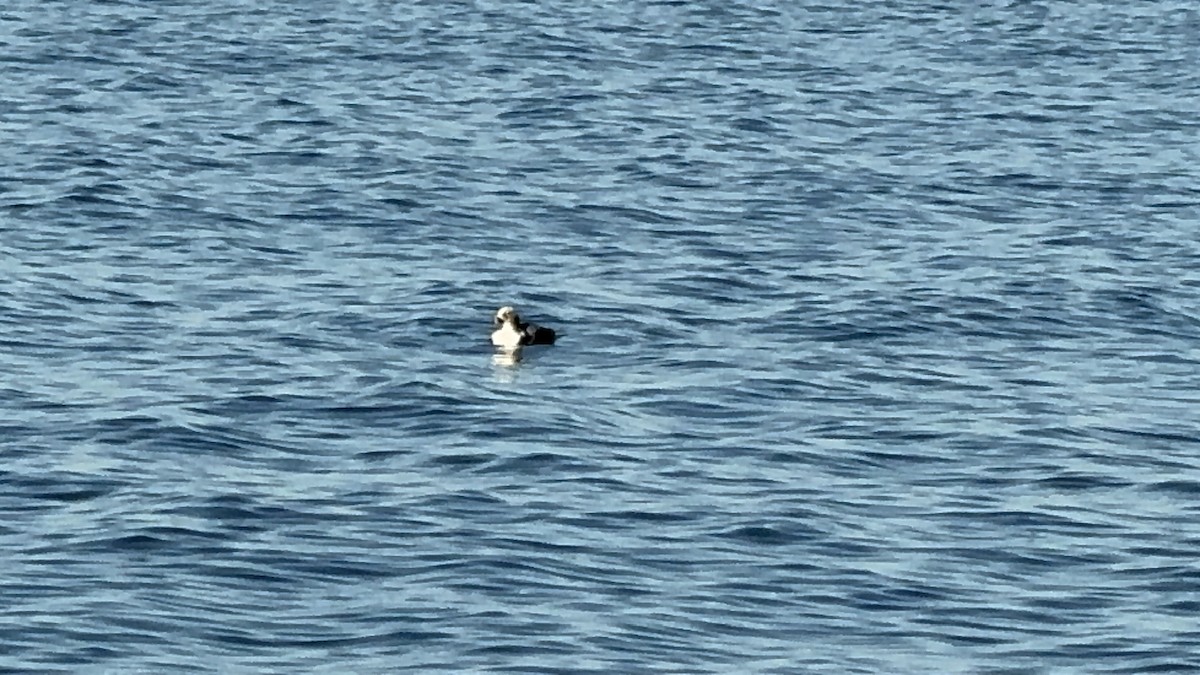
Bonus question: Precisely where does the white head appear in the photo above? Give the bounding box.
[494,305,519,327]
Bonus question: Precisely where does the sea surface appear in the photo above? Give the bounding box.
[2,1,1199,672]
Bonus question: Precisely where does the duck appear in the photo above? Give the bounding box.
[491,306,557,349]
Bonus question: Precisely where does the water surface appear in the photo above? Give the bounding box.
[2,1,1199,672]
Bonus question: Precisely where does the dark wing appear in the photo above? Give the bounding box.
[522,323,556,345]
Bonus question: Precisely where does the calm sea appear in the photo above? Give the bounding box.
[2,1,1199,672]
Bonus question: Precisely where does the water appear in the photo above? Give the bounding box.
[3,1,1199,672]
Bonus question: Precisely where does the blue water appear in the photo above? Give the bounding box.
[3,1,1200,672]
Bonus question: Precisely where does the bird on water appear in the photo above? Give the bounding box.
[491,306,557,350]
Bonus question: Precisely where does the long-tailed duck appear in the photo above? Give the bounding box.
[491,306,556,349]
